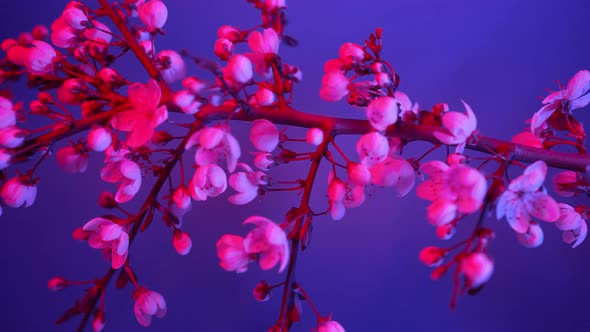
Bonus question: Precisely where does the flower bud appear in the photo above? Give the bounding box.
[1,176,37,208]
[24,40,57,76]
[87,127,112,152]
[139,0,168,32]
[214,38,233,60]
[152,130,173,145]
[217,25,240,42]
[419,246,446,267]
[48,276,69,291]
[306,128,324,146]
[98,191,118,209]
[516,221,544,248]
[0,127,25,148]
[173,229,192,256]
[376,72,391,87]
[32,25,49,40]
[254,152,274,171]
[182,77,206,94]
[461,252,494,288]
[447,153,466,166]
[224,54,253,84]
[63,78,84,94]
[347,162,371,186]
[436,223,456,240]
[56,145,88,173]
[255,87,275,106]
[156,50,186,83]
[253,280,271,302]
[338,42,365,67]
[92,310,105,332]
[173,185,191,210]
[173,90,201,115]
[99,68,119,84]
[0,149,11,170]
[139,40,154,55]
[62,7,88,30]
[38,91,55,104]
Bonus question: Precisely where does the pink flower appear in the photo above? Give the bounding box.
[553,171,578,197]
[100,148,142,203]
[217,25,240,43]
[394,91,420,120]
[139,0,168,32]
[253,280,271,302]
[265,0,286,10]
[172,229,192,256]
[320,71,349,102]
[182,76,206,94]
[461,252,493,288]
[185,126,241,172]
[516,221,544,248]
[216,234,250,273]
[214,38,233,60]
[317,320,346,332]
[556,203,588,248]
[0,126,25,148]
[173,90,201,115]
[356,132,389,168]
[188,164,227,201]
[156,50,186,83]
[223,54,253,84]
[248,28,280,55]
[306,128,324,146]
[243,216,290,272]
[92,311,105,332]
[84,20,113,43]
[347,162,371,187]
[255,87,275,106]
[417,161,487,226]
[419,246,446,267]
[531,69,590,135]
[0,96,17,129]
[111,79,168,147]
[366,96,399,131]
[338,42,364,67]
[433,101,477,146]
[1,176,37,208]
[250,119,279,152]
[228,163,267,205]
[324,58,345,74]
[24,41,56,76]
[253,152,274,170]
[87,127,112,152]
[327,174,365,221]
[512,131,543,148]
[173,184,191,209]
[50,17,78,48]
[369,157,416,197]
[134,289,167,327]
[496,161,559,233]
[56,145,88,173]
[0,149,11,170]
[82,218,129,269]
[62,6,88,30]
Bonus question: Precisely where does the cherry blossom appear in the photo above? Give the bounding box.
[306,128,324,146]
[328,174,365,220]
[369,156,416,197]
[139,0,168,33]
[188,164,227,201]
[347,162,371,187]
[394,91,420,121]
[100,148,142,203]
[243,216,290,272]
[338,42,364,67]
[82,218,129,269]
[62,5,88,30]
[516,221,544,248]
[553,171,578,197]
[419,246,446,267]
[173,90,201,115]
[250,119,280,152]
[433,101,477,147]
[356,132,389,168]
[111,79,168,148]
[248,28,280,55]
[216,234,250,273]
[228,163,267,205]
[185,125,241,172]
[56,145,88,173]
[172,230,192,256]
[134,289,167,327]
[217,25,240,42]
[0,126,24,148]
[531,69,590,135]
[87,127,112,152]
[255,87,275,106]
[0,96,17,129]
[496,161,559,233]
[254,152,274,171]
[317,320,346,332]
[461,252,493,288]
[173,184,191,209]
[556,203,588,248]
[50,17,77,48]
[24,40,57,76]
[214,38,233,60]
[156,50,186,83]
[320,71,349,102]
[1,176,37,208]
[366,96,399,131]
[223,54,253,84]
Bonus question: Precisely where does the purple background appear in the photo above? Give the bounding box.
[1,0,590,331]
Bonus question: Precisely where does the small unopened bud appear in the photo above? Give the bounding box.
[152,130,173,145]
[173,185,191,209]
[461,252,494,288]
[63,78,84,94]
[72,227,90,240]
[419,246,446,267]
[182,77,206,94]
[172,229,192,256]
[371,62,384,73]
[306,128,324,146]
[99,68,119,84]
[447,153,466,166]
[32,25,49,40]
[255,87,275,106]
[87,127,112,152]
[436,223,456,240]
[98,191,118,209]
[375,72,391,87]
[30,100,48,113]
[92,310,105,332]
[18,32,34,45]
[38,92,54,104]
[217,25,240,43]
[253,280,271,302]
[48,276,69,291]
[214,38,233,61]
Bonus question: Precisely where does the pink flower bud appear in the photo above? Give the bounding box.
[376,72,391,87]
[553,171,577,197]
[87,127,112,152]
[48,276,69,291]
[324,58,345,73]
[18,32,34,45]
[461,252,494,288]
[32,25,49,40]
[0,97,17,129]
[320,71,349,102]
[0,127,25,148]
[356,132,389,167]
[56,145,89,173]
[173,90,201,115]
[253,280,271,302]
[173,185,191,209]
[250,119,279,152]
[99,68,119,84]
[1,176,37,208]
[1,39,17,52]
[98,191,118,209]
[139,40,154,54]
[62,7,88,30]
[24,40,57,75]
[92,310,105,332]
[436,223,456,240]
[156,50,186,83]
[214,38,233,60]
[446,153,466,166]
[427,199,457,226]
[50,17,78,48]
[139,0,168,32]
[516,221,544,248]
[338,42,365,67]
[306,128,324,146]
[173,229,192,256]
[371,62,384,73]
[0,149,11,170]
[419,246,446,267]
[217,25,240,43]
[63,78,84,93]
[224,54,253,84]
[151,130,173,145]
[7,45,28,66]
[248,28,280,55]
[264,0,286,10]
[255,87,275,106]
[366,96,399,131]
[347,162,371,186]
[182,77,206,94]
[216,234,249,273]
[318,320,345,332]
[134,289,167,327]
[253,152,274,171]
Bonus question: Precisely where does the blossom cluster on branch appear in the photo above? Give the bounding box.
[1,0,589,331]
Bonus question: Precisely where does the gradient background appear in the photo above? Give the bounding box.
[1,0,590,331]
